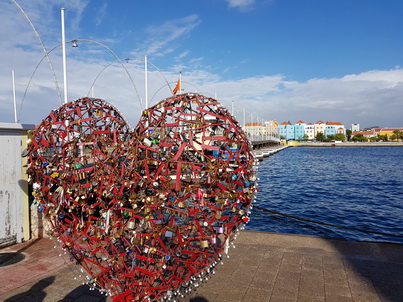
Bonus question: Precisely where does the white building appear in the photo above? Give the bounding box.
[351,123,360,133]
[244,123,263,139]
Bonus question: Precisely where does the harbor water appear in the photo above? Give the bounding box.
[247,146,403,244]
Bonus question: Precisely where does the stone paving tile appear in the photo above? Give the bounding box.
[349,290,381,302]
[324,283,352,298]
[300,268,323,280]
[298,278,325,299]
[269,295,297,302]
[271,285,299,301]
[242,287,272,302]
[325,295,354,302]
[297,296,325,302]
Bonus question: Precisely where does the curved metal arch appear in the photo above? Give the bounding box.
[19,39,142,119]
[149,80,201,107]
[11,0,63,115]
[87,57,173,110]
[74,39,141,106]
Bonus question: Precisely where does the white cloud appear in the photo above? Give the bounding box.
[94,1,108,26]
[226,0,255,10]
[130,15,201,58]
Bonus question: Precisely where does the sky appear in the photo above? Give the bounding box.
[1,0,403,129]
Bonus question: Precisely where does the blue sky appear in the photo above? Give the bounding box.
[1,0,403,128]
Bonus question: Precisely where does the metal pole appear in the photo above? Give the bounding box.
[179,70,182,93]
[145,55,148,109]
[61,8,68,104]
[12,70,17,123]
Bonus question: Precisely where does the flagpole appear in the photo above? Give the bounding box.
[61,8,68,104]
[12,69,17,123]
[179,70,182,93]
[145,55,148,109]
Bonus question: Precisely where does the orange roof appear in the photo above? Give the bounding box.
[280,121,291,125]
[326,121,343,125]
[315,120,324,124]
[296,120,305,124]
[354,131,375,135]
[307,123,313,125]
[244,123,263,127]
[380,128,403,131]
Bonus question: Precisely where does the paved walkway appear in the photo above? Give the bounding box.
[1,231,402,302]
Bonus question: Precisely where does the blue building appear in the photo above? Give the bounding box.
[294,120,306,140]
[278,121,295,140]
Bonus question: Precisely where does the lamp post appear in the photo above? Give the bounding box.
[61,8,68,104]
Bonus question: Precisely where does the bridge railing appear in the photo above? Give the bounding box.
[248,135,280,142]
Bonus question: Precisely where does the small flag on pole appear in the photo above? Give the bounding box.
[173,70,182,95]
[173,79,180,95]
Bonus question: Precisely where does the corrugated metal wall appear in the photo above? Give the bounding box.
[0,131,23,245]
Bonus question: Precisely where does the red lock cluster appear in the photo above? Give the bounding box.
[25,93,258,301]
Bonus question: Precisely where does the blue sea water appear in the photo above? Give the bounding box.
[246,146,403,244]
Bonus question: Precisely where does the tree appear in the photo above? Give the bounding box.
[391,129,403,141]
[379,134,388,142]
[351,134,368,142]
[346,129,352,141]
[315,132,325,142]
[334,133,346,141]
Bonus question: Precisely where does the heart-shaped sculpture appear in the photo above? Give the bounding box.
[25,94,258,301]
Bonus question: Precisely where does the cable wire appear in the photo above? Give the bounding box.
[253,205,403,239]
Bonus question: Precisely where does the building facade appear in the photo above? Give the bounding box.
[244,122,263,139]
[351,123,360,133]
[314,121,326,138]
[263,120,279,139]
[305,123,315,140]
[278,121,295,141]
[294,120,306,140]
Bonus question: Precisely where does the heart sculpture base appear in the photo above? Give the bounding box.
[25,93,258,301]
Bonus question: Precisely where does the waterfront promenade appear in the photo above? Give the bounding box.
[1,230,402,302]
[295,141,403,147]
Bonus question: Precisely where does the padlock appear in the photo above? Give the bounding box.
[200,240,208,248]
[216,226,224,234]
[127,221,135,229]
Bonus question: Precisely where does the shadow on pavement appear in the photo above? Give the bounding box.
[330,239,403,302]
[60,284,107,302]
[4,276,55,302]
[190,297,209,302]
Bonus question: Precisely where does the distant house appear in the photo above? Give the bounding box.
[377,128,403,140]
[263,120,279,139]
[294,120,306,140]
[352,131,376,139]
[325,122,345,137]
[314,121,326,138]
[244,122,263,139]
[351,123,360,132]
[305,123,315,140]
[278,121,294,140]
